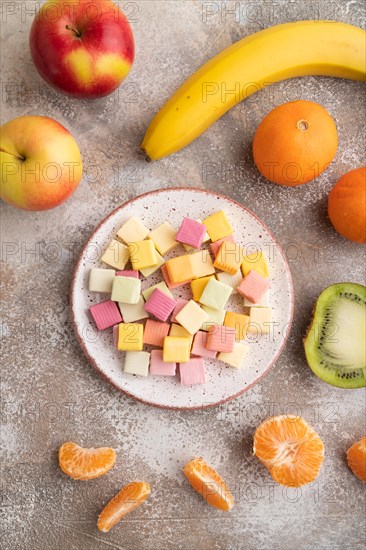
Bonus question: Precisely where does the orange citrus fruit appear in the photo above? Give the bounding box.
[183,457,234,511]
[328,166,366,243]
[58,442,116,480]
[253,415,324,487]
[97,481,151,532]
[346,437,366,482]
[253,100,338,186]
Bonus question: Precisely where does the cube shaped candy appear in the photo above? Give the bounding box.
[175,300,209,335]
[143,319,170,347]
[214,242,244,274]
[166,254,195,284]
[224,311,250,341]
[118,297,149,323]
[117,217,149,243]
[124,351,150,376]
[161,264,192,289]
[111,276,141,304]
[199,278,232,311]
[241,250,270,278]
[89,268,115,293]
[150,350,176,376]
[128,240,157,270]
[191,331,217,359]
[144,288,176,322]
[201,305,226,332]
[190,250,216,278]
[90,300,122,330]
[118,323,143,351]
[237,270,270,304]
[206,325,236,353]
[139,251,165,277]
[183,219,210,251]
[203,210,233,242]
[248,307,272,336]
[209,234,235,257]
[216,270,243,294]
[176,218,207,249]
[171,299,189,323]
[149,221,178,255]
[163,336,191,363]
[218,343,249,369]
[101,239,129,270]
[190,276,214,301]
[142,282,173,302]
[179,358,205,386]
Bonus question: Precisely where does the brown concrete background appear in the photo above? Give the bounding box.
[1,1,365,548]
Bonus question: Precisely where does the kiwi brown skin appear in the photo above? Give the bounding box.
[304,282,366,389]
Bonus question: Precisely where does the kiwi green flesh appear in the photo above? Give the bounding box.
[304,283,366,389]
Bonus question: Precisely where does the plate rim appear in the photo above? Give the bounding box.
[70,186,294,410]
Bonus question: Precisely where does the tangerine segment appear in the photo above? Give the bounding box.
[58,442,116,480]
[98,481,151,532]
[183,457,234,511]
[253,416,324,488]
[347,437,366,483]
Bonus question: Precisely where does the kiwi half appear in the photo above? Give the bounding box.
[304,283,366,389]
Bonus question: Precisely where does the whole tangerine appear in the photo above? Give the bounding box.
[253,100,338,186]
[328,166,366,243]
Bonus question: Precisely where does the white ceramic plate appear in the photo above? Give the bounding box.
[71,188,294,409]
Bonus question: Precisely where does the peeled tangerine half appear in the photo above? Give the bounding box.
[347,437,366,483]
[58,442,116,480]
[304,283,366,388]
[98,482,151,532]
[253,416,324,487]
[183,457,234,511]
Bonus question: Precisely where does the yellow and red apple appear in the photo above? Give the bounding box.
[29,0,135,98]
[0,116,83,210]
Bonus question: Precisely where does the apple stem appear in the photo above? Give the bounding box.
[0,147,25,161]
[65,25,82,38]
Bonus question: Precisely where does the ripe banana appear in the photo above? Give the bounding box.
[141,21,366,160]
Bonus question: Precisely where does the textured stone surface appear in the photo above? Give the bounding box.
[1,1,365,548]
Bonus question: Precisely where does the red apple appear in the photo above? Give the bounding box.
[0,116,83,210]
[29,0,135,98]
